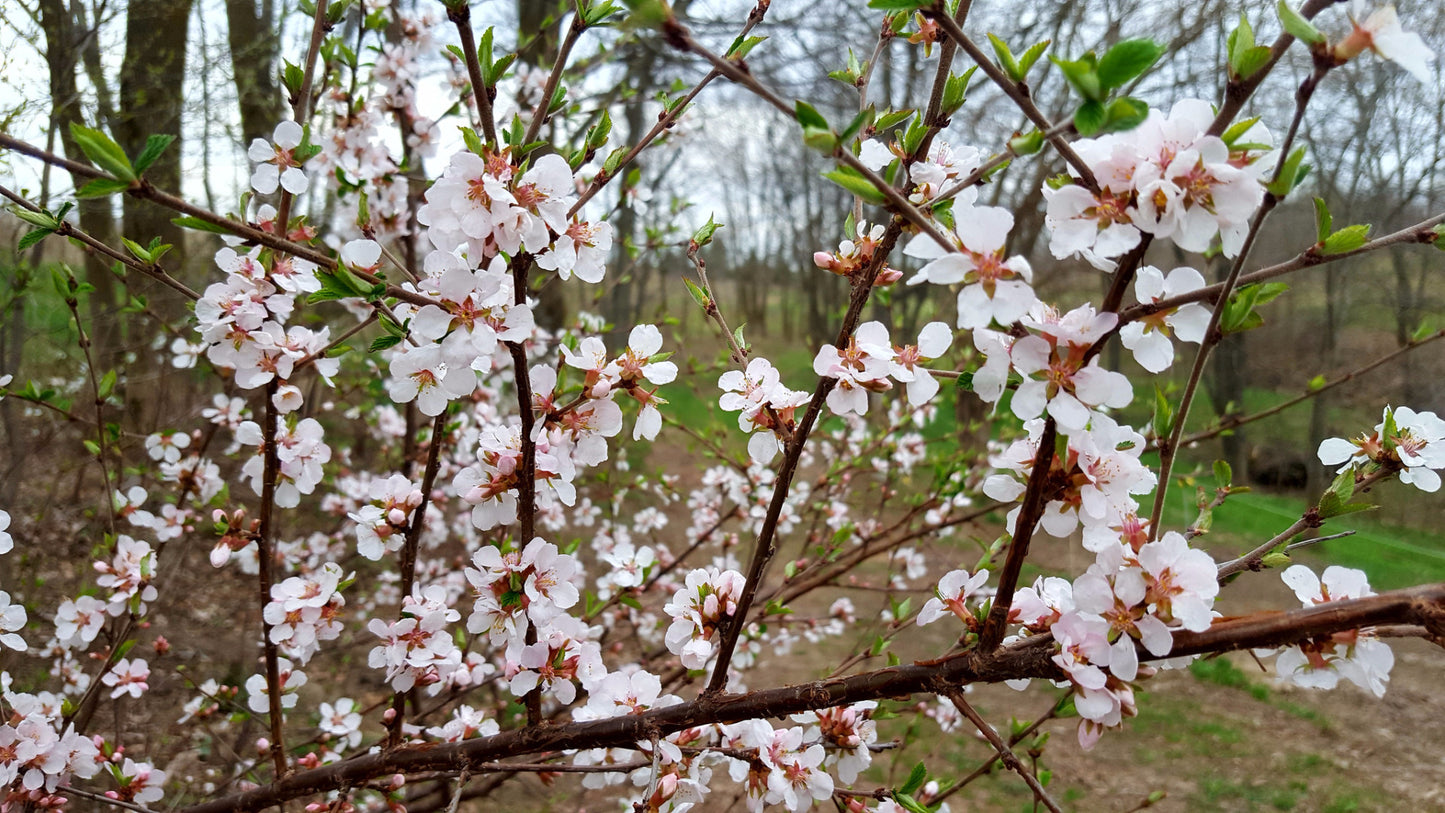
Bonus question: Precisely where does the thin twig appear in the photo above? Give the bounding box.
[945,691,1063,813]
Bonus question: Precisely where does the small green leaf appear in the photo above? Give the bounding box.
[866,0,927,9]
[691,214,722,248]
[1213,459,1233,490]
[940,66,975,115]
[97,369,117,401]
[683,277,710,310]
[1313,197,1332,243]
[839,106,876,146]
[76,178,132,198]
[1153,385,1175,439]
[1102,97,1149,132]
[18,228,54,251]
[900,762,929,795]
[988,33,1022,81]
[1073,100,1106,136]
[1264,146,1309,197]
[132,134,176,175]
[1016,39,1052,78]
[1277,1,1326,46]
[172,215,233,234]
[1097,39,1164,89]
[68,123,135,181]
[1009,129,1045,155]
[876,108,915,130]
[1052,54,1102,102]
[1319,223,1370,255]
[726,34,767,60]
[11,208,58,229]
[822,166,888,205]
[1234,45,1273,80]
[794,100,829,130]
[369,333,403,352]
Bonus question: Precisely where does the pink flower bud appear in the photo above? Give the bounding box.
[382,708,397,723]
[388,508,407,526]
[255,738,270,754]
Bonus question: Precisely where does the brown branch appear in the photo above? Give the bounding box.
[175,582,1445,813]
[0,184,200,300]
[979,419,1058,650]
[256,384,289,779]
[446,2,497,146]
[389,410,450,746]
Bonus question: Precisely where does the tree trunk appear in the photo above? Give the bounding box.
[224,0,281,144]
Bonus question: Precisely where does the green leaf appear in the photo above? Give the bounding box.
[822,166,888,205]
[1277,1,1326,46]
[866,0,927,8]
[1073,100,1106,136]
[683,277,710,310]
[691,214,722,248]
[1097,39,1164,89]
[839,106,876,146]
[1313,197,1332,243]
[1051,55,1102,102]
[900,762,929,796]
[171,215,233,235]
[369,333,404,352]
[1264,146,1309,197]
[988,33,1021,81]
[132,134,176,175]
[1009,129,1045,155]
[1016,39,1052,78]
[1319,223,1370,255]
[1221,116,1262,147]
[1228,14,1256,64]
[876,108,914,130]
[794,100,829,130]
[1153,385,1175,439]
[1102,97,1149,132]
[1234,45,1273,80]
[726,34,767,60]
[940,66,975,115]
[586,110,613,150]
[1213,459,1233,490]
[460,125,488,157]
[894,793,932,813]
[75,178,132,198]
[901,113,928,155]
[68,123,135,181]
[18,228,54,251]
[97,369,117,401]
[11,207,58,229]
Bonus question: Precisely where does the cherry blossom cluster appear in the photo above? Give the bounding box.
[263,562,349,665]
[367,585,462,692]
[452,324,676,530]
[0,684,106,805]
[811,321,953,418]
[663,566,747,670]
[1045,98,1271,265]
[1271,565,1393,695]
[1318,405,1445,492]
